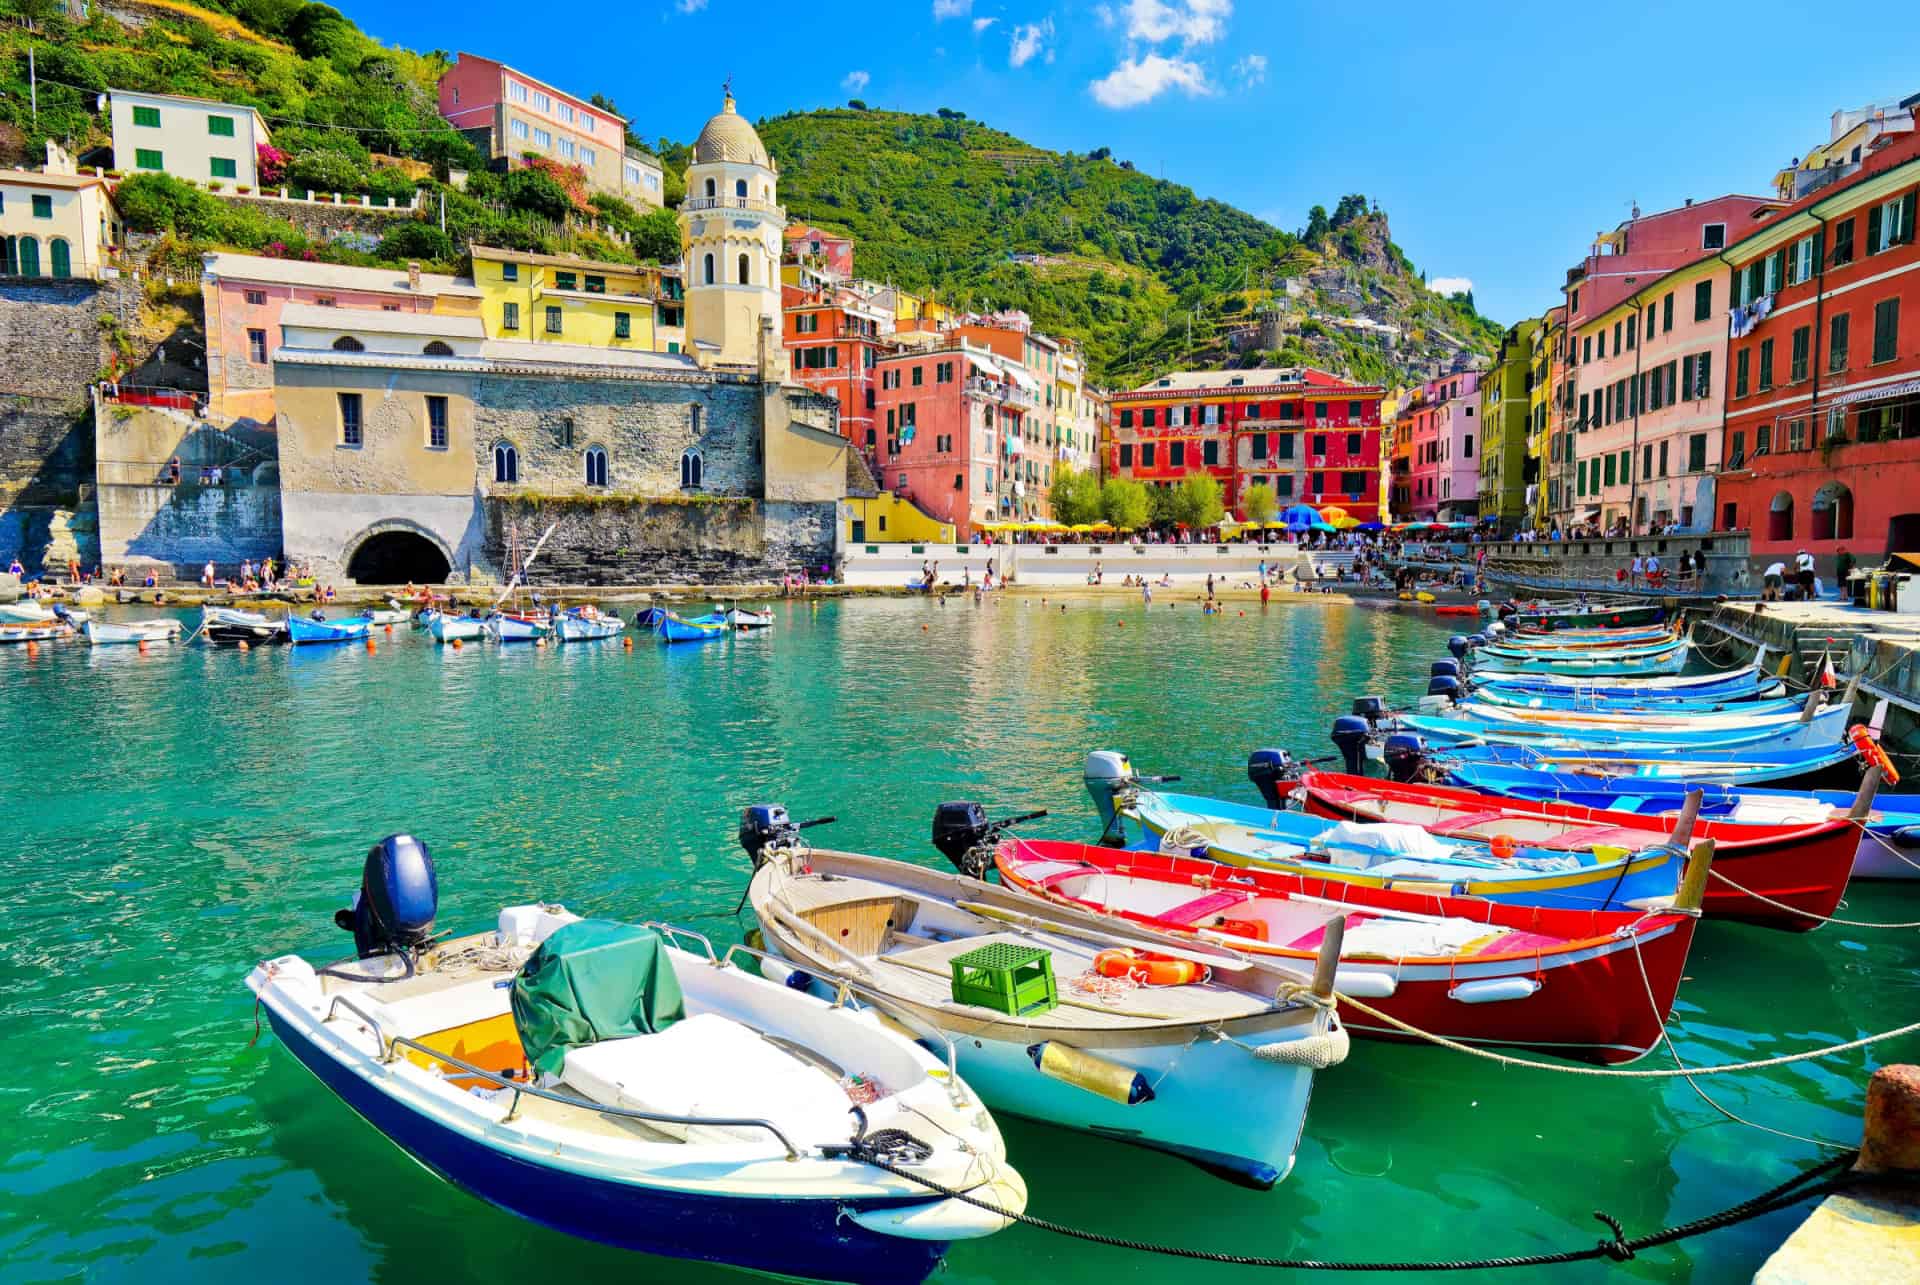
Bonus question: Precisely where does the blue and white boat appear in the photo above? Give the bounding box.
[1432,738,1866,789]
[1469,637,1692,676]
[1392,700,1851,753]
[554,608,625,642]
[422,609,486,643]
[246,840,1025,1285]
[286,612,373,645]
[656,611,727,644]
[1468,664,1781,701]
[486,612,552,643]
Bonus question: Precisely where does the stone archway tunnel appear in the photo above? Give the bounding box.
[345,530,451,584]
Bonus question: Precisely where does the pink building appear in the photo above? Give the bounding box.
[437,54,632,200]
[1404,370,1481,520]
[201,252,481,425]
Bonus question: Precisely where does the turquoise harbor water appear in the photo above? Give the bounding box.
[2,596,1914,1284]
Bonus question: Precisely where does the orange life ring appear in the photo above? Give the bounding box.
[1849,724,1901,785]
[1488,834,1519,860]
[1093,948,1205,986]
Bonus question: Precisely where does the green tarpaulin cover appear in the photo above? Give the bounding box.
[511,920,686,1077]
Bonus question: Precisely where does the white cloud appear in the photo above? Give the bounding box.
[674,0,707,12]
[1089,53,1213,108]
[1429,276,1475,296]
[972,15,997,32]
[842,70,871,93]
[1123,0,1231,46]
[1010,18,1055,68]
[1233,53,1266,87]
[932,0,971,17]
[1094,2,1115,24]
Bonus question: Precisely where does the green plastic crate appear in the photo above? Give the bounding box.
[949,942,1057,1016]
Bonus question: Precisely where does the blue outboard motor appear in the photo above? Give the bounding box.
[1247,749,1296,808]
[1430,659,1460,680]
[1330,715,1371,775]
[334,834,438,959]
[738,804,800,870]
[1447,634,1471,659]
[1351,695,1386,727]
[1467,633,1489,649]
[1427,675,1462,701]
[1383,734,1427,783]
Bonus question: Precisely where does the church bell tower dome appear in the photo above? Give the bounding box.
[679,84,786,373]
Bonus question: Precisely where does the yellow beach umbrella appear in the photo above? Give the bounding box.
[1319,506,1351,523]
[1328,513,1362,530]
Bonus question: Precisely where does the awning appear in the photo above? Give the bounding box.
[1002,364,1041,393]
[965,352,1002,379]
[1578,507,1601,521]
[1827,376,1920,408]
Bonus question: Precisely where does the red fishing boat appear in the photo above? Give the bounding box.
[1294,771,1862,930]
[994,837,1707,1066]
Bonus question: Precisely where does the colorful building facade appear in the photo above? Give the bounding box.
[470,245,669,356]
[1718,135,1920,572]
[1105,368,1385,517]
[1397,371,1480,521]
[437,54,641,202]
[1480,323,1538,528]
[0,167,120,281]
[871,342,1037,537]
[108,89,270,190]
[783,283,887,450]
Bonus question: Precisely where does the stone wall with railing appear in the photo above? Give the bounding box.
[1478,530,1753,595]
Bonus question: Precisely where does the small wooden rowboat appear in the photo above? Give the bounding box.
[1294,771,1867,929]
[554,609,625,642]
[486,612,552,643]
[1469,639,1692,676]
[422,609,485,643]
[994,837,1708,1065]
[1505,602,1668,630]
[201,605,288,647]
[287,613,373,645]
[0,621,70,644]
[657,611,727,644]
[84,618,183,645]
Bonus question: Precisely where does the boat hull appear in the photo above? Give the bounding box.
[262,1007,950,1285]
[287,616,373,645]
[556,615,625,642]
[424,611,485,642]
[487,615,552,643]
[84,619,182,645]
[658,613,727,644]
[1507,604,1668,630]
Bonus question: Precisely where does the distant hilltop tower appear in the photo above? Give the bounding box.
[679,84,785,374]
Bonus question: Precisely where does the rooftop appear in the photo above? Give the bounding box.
[448,53,626,126]
[1120,367,1382,397]
[109,88,269,135]
[279,303,485,339]
[203,251,482,297]
[470,244,663,277]
[692,91,773,170]
[0,169,111,191]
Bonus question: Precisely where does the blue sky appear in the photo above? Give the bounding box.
[343,0,1920,326]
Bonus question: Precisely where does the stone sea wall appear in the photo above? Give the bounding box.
[485,495,834,585]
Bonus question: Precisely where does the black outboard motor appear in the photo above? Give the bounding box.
[1447,633,1471,659]
[738,804,801,870]
[334,834,438,959]
[1427,675,1462,701]
[1383,734,1427,783]
[1351,695,1386,727]
[932,802,993,877]
[1430,659,1460,680]
[1246,748,1297,808]
[1330,714,1371,775]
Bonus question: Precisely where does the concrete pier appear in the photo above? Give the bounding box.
[1754,1064,1920,1283]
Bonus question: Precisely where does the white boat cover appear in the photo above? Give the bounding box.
[562,1013,855,1148]
[1321,820,1460,867]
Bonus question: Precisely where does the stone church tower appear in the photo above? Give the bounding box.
[679,87,786,378]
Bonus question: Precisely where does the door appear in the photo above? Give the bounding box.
[49,238,71,279]
[850,519,867,543]
[17,236,38,277]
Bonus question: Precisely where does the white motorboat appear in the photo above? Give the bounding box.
[486,612,553,643]
[201,604,289,646]
[555,608,626,642]
[0,600,87,626]
[423,609,486,643]
[246,837,1025,1284]
[368,603,411,626]
[720,606,773,629]
[84,618,183,645]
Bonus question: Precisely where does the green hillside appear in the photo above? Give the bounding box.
[1,1,1502,387]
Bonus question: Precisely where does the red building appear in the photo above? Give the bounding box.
[782,281,889,448]
[871,342,1040,538]
[784,224,855,281]
[1717,134,1920,575]
[1104,368,1385,516]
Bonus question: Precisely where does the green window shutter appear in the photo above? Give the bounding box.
[1901,192,1917,245]
[210,157,236,179]
[135,149,163,171]
[1868,203,1884,253]
[31,193,51,218]
[132,105,160,127]
[1812,230,1824,271]
[208,115,235,137]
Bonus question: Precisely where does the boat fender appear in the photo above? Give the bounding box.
[1488,834,1518,861]
[1094,948,1205,986]
[1448,977,1542,1005]
[1026,1042,1155,1105]
[1249,1022,1350,1069]
[1891,826,1920,850]
[1332,968,1397,998]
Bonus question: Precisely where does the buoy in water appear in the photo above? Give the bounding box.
[237,640,250,652]
[451,638,463,651]
[623,636,633,650]
[365,637,376,654]
[921,623,929,631]
[384,623,393,634]
[535,637,547,648]
[25,641,38,657]
[138,640,149,654]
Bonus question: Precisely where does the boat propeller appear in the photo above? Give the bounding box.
[737,805,837,870]
[930,803,1050,881]
[1082,750,1181,843]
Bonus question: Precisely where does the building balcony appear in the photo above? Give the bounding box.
[965,377,1038,409]
[680,196,786,219]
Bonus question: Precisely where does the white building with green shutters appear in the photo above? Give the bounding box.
[108,90,271,190]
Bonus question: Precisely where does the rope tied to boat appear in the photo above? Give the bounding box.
[1706,868,1920,930]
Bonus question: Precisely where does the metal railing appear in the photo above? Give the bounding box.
[681,196,786,218]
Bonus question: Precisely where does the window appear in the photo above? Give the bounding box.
[1644,444,1654,479]
[681,449,705,491]
[1694,351,1712,398]
[1277,433,1295,460]
[1869,193,1916,254]
[580,148,596,167]
[501,262,519,283]
[1790,234,1818,285]
[1729,431,1746,466]
[545,306,562,335]
[1874,298,1900,363]
[427,396,448,449]
[736,179,749,200]
[704,178,716,198]
[1313,401,1328,419]
[509,82,529,104]
[1583,334,1593,363]
[1277,474,1294,497]
[1688,433,1708,472]
[1463,434,1474,458]
[585,445,608,487]
[1604,454,1616,487]
[1346,432,1362,454]
[1170,442,1185,468]
[132,105,160,127]
[1787,418,1807,452]
[1830,313,1850,371]
[702,253,715,285]
[339,393,363,447]
[1661,292,1673,332]
[1832,218,1855,267]
[1659,439,1671,476]
[737,253,750,285]
[532,129,552,149]
[135,148,163,171]
[247,328,266,363]
[555,271,577,291]
[511,120,529,141]
[1579,392,1590,427]
[315,296,335,308]
[502,302,519,331]
[30,193,52,219]
[1347,401,1362,419]
[911,365,923,387]
[1251,434,1268,459]
[1142,408,1157,428]
[1141,443,1156,468]
[1341,471,1365,494]
[795,312,819,334]
[1119,443,1133,468]
[1613,320,1623,352]
[1312,434,1327,455]
[207,114,235,138]
[423,340,453,357]
[1685,279,1710,323]
[614,312,631,339]
[1756,338,1774,390]
[558,139,575,160]
[532,91,551,110]
[1702,223,1726,250]
[210,157,236,180]
[1735,347,1750,397]
[1790,326,1810,383]
[331,335,364,352]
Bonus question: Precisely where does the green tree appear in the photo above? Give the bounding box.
[629,207,681,262]
[497,168,574,222]
[1302,204,1331,245]
[377,221,455,263]
[1047,465,1101,525]
[1099,478,1150,532]
[1241,482,1278,524]
[1170,474,1225,529]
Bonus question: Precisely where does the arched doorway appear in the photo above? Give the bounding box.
[345,529,451,584]
[1811,482,1853,541]
[1768,491,1794,542]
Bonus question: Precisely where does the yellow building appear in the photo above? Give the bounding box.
[0,168,121,280]
[844,493,955,544]
[1530,307,1565,530]
[470,245,672,354]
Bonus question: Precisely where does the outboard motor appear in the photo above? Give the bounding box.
[932,801,993,877]
[334,834,438,960]
[1083,750,1136,834]
[1426,675,1462,702]
[1246,748,1297,808]
[1429,659,1460,680]
[310,608,327,622]
[1330,715,1371,775]
[1351,695,1386,727]
[1383,734,1427,783]
[1467,632,1489,649]
[1447,634,1471,659]
[738,804,800,871]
